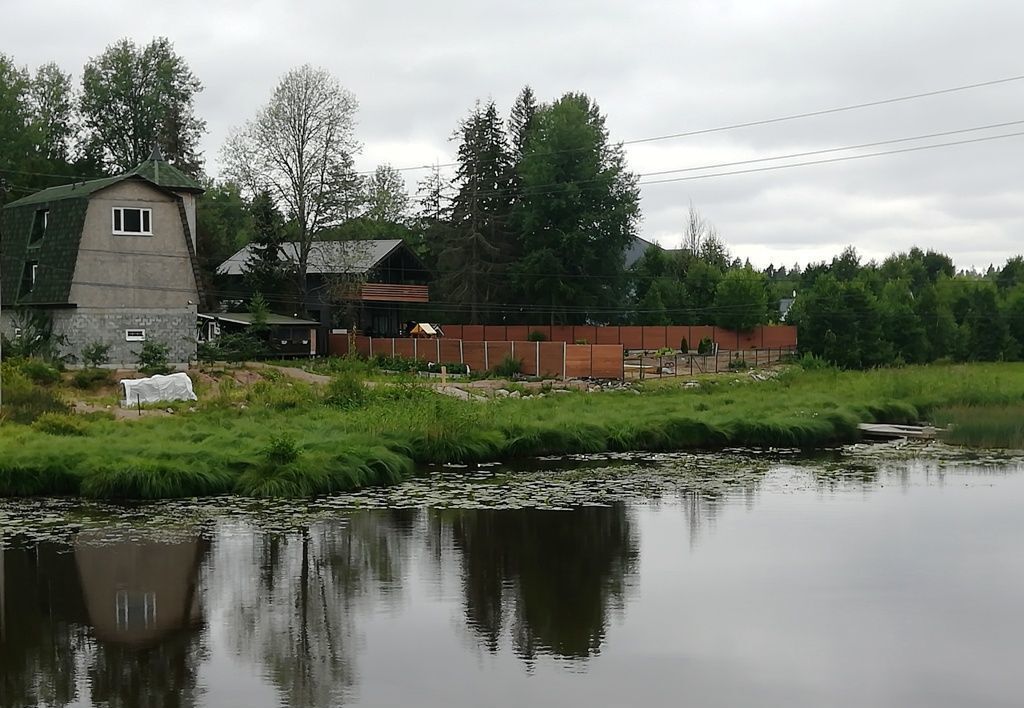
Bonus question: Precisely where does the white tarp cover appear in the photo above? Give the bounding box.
[120,373,198,407]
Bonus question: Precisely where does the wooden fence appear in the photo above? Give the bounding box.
[624,347,797,380]
[439,324,797,350]
[337,335,624,379]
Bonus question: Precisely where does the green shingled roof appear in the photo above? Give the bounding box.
[0,150,203,306]
[3,149,202,209]
[129,151,203,193]
[3,176,125,208]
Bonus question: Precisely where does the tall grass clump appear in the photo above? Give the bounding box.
[324,372,366,408]
[81,463,236,499]
[32,413,90,436]
[492,355,522,379]
[934,404,1024,448]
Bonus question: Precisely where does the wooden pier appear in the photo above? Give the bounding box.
[857,423,940,440]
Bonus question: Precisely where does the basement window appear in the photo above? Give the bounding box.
[125,329,146,342]
[29,209,49,245]
[112,207,152,235]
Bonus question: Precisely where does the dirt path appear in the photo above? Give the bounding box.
[247,361,333,385]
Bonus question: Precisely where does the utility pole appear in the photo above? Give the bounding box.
[0,176,8,419]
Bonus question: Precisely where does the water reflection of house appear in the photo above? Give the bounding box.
[74,533,205,648]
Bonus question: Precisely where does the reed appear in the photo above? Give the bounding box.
[934,404,1024,448]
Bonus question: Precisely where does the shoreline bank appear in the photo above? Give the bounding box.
[2,362,1024,499]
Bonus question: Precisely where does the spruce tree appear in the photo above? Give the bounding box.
[509,85,538,161]
[438,100,514,323]
[244,190,293,298]
[512,93,640,324]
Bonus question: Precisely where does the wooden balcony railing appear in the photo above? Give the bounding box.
[358,283,429,303]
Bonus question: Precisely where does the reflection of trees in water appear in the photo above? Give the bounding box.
[209,509,419,707]
[0,543,89,707]
[438,505,638,661]
[0,534,207,708]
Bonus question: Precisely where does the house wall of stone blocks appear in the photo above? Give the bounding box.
[1,306,197,367]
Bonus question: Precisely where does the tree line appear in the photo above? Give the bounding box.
[4,39,1024,368]
[0,38,204,199]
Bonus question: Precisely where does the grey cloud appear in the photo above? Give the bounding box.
[2,0,1022,268]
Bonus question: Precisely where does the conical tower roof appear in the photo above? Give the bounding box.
[130,146,204,193]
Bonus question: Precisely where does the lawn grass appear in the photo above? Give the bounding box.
[2,362,1024,498]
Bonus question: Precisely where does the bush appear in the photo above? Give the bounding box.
[72,367,115,390]
[17,359,61,386]
[0,367,69,423]
[135,341,172,375]
[81,342,111,368]
[199,333,263,363]
[32,412,89,436]
[728,356,749,371]
[492,355,522,379]
[798,353,834,370]
[324,372,366,408]
[527,330,548,342]
[0,310,69,363]
[374,354,427,372]
[426,361,469,375]
[680,338,689,353]
[697,337,715,355]
[262,434,300,465]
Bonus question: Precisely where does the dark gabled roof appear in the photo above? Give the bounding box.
[217,239,412,277]
[624,235,661,269]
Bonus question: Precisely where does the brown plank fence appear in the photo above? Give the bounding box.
[439,324,797,350]
[338,335,625,379]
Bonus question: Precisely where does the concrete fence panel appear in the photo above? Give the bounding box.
[564,344,593,378]
[506,325,529,342]
[539,341,565,377]
[550,325,574,343]
[619,326,644,349]
[513,341,539,376]
[484,325,507,341]
[594,326,621,344]
[592,345,625,378]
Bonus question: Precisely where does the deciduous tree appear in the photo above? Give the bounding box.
[79,37,205,174]
[223,65,361,299]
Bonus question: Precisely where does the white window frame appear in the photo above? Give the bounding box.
[125,329,147,342]
[30,263,38,288]
[112,207,153,236]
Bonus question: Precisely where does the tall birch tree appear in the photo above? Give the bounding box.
[222,65,360,299]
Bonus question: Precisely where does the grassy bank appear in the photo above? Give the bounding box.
[3,362,1024,499]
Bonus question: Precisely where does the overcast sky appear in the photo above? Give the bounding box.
[3,0,1023,269]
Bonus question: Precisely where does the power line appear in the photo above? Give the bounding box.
[380,73,1024,173]
[638,119,1024,179]
[404,122,1024,204]
[624,74,1024,146]
[638,130,1024,187]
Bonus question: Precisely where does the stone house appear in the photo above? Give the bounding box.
[0,149,204,366]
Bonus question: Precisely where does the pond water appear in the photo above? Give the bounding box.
[2,444,1023,708]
